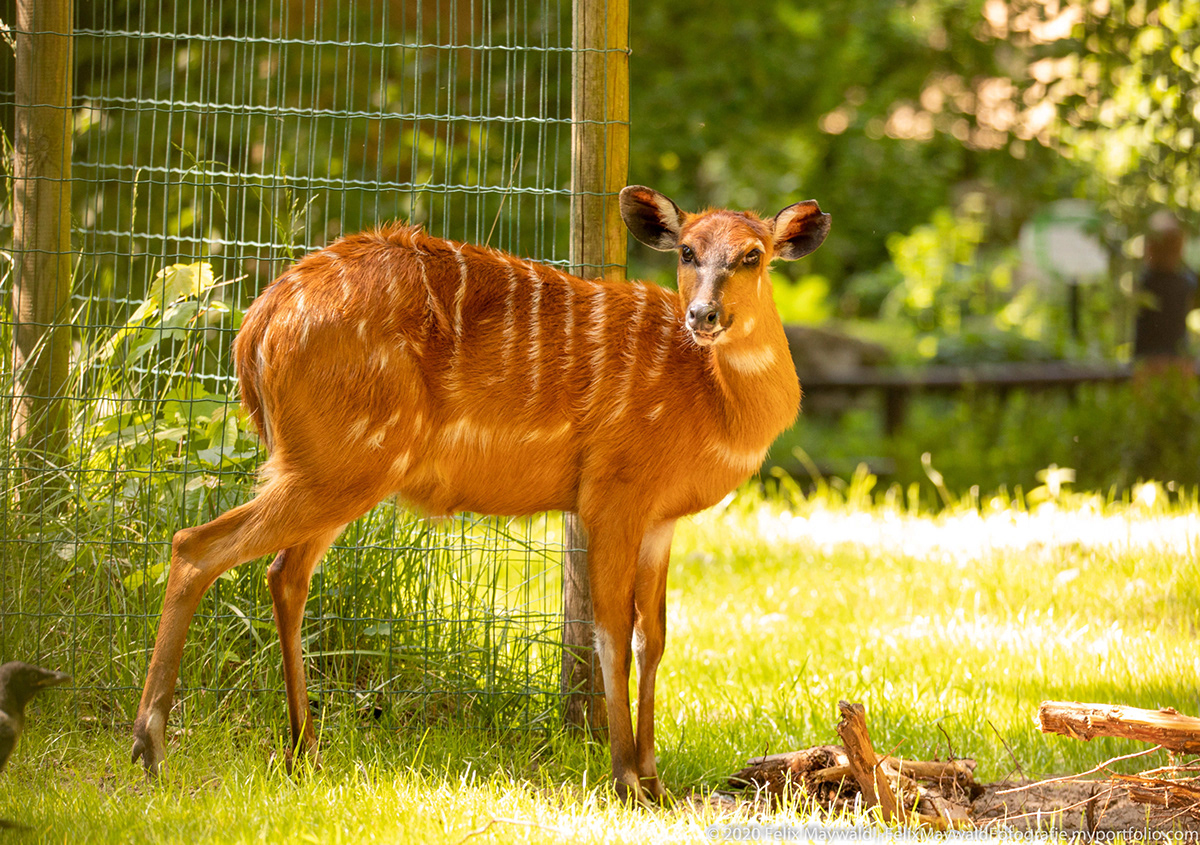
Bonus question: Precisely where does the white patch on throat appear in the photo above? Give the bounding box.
[720,343,778,374]
[708,440,768,473]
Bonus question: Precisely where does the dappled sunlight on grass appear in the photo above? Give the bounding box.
[754,502,1199,561]
[663,483,1200,783]
[7,482,1200,839]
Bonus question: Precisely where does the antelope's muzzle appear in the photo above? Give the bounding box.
[686,300,725,344]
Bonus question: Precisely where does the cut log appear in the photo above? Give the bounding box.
[836,700,901,823]
[1036,701,1200,754]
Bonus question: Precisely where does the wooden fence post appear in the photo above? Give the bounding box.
[563,0,629,732]
[11,0,74,482]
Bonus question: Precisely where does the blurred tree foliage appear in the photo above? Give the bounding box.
[628,0,1197,309]
[0,0,1192,327]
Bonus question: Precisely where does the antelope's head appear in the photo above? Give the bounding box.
[620,186,831,347]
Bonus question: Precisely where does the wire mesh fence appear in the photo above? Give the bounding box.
[0,0,618,733]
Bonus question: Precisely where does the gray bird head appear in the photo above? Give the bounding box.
[0,662,71,707]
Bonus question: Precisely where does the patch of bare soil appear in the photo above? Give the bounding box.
[973,778,1199,836]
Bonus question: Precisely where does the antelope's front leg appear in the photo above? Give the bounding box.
[584,516,646,803]
[632,520,676,802]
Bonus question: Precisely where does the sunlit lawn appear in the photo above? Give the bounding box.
[3,481,1198,842]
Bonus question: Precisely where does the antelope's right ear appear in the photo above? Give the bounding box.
[620,186,686,251]
[772,200,831,261]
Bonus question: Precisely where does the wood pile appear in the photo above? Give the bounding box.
[729,701,980,828]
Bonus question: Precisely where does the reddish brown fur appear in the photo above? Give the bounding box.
[131,187,829,804]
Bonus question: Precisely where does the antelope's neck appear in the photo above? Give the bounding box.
[710,319,800,449]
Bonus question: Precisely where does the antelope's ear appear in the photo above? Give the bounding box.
[620,186,686,251]
[772,200,831,261]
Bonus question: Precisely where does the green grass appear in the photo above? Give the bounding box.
[3,482,1199,841]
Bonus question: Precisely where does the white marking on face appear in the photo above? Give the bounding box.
[741,317,756,335]
[720,343,777,374]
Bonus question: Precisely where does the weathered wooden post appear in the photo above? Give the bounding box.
[11,0,74,480]
[562,0,629,732]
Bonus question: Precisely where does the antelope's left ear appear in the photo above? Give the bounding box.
[772,200,831,261]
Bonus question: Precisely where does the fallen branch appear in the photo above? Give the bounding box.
[1036,702,1200,754]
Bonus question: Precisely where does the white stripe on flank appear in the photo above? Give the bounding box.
[562,278,576,381]
[391,449,414,476]
[500,259,521,380]
[582,287,609,416]
[519,420,572,444]
[365,427,387,449]
[415,253,444,334]
[348,416,371,442]
[527,264,544,400]
[445,245,470,397]
[609,283,649,422]
[720,343,778,375]
[642,319,674,404]
[440,416,501,451]
[452,244,469,340]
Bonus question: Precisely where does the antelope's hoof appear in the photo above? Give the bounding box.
[130,716,166,777]
[613,776,662,808]
[642,778,674,808]
[279,743,323,778]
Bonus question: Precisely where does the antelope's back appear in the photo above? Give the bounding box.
[233,225,704,517]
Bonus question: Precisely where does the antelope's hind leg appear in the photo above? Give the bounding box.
[131,487,310,774]
[267,526,346,772]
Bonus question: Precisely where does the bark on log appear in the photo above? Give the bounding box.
[1036,701,1200,754]
[1114,774,1200,819]
[836,701,901,823]
[730,745,848,791]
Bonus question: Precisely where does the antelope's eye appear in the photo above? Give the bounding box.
[743,249,761,266]
[680,245,695,264]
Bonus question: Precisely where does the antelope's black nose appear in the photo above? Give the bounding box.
[686,302,721,334]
